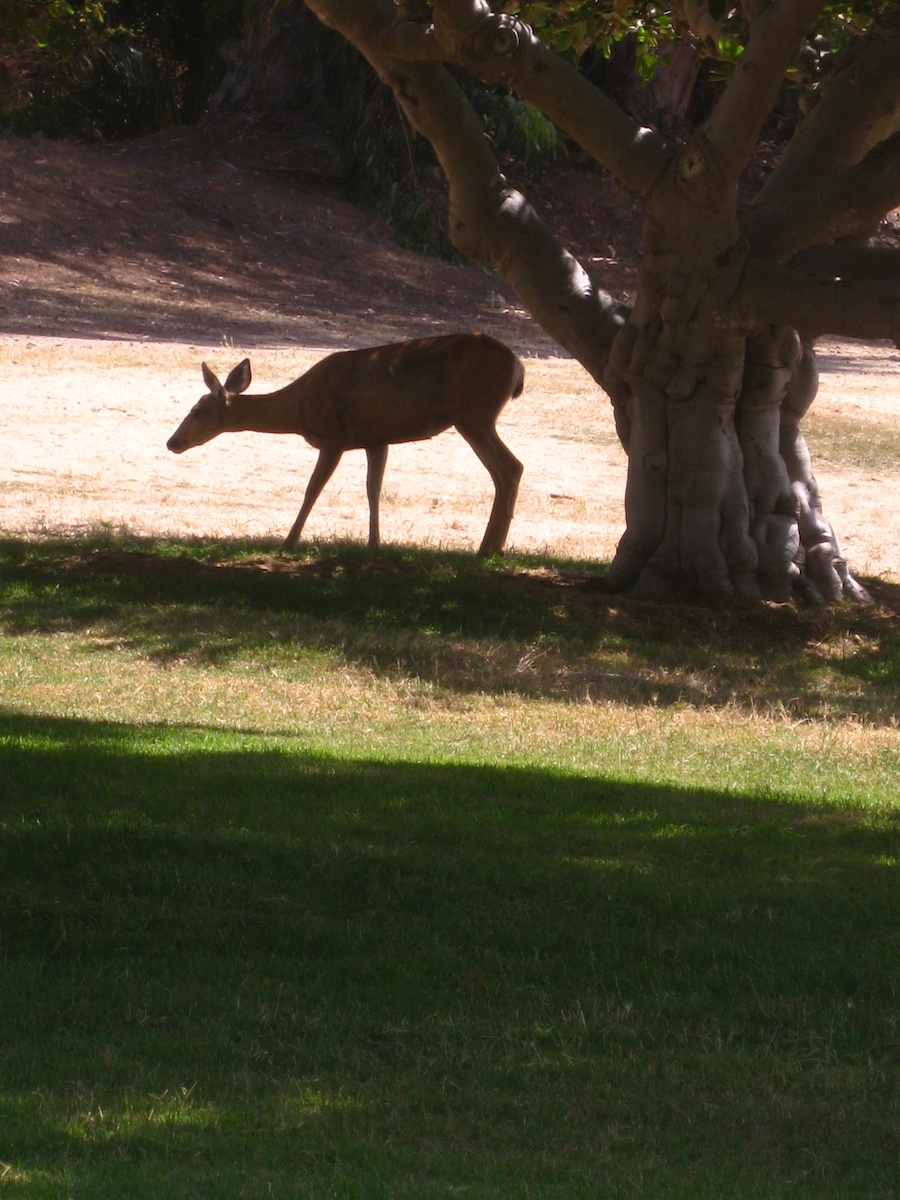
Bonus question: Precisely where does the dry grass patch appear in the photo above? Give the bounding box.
[4,334,897,584]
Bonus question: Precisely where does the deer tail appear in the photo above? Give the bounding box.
[511,357,525,400]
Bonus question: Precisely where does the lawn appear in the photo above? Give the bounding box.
[1,536,898,1199]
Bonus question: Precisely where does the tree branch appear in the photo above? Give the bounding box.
[384,0,675,197]
[756,29,900,206]
[698,0,827,182]
[303,0,626,382]
[736,258,900,345]
[789,245,900,283]
[743,129,900,259]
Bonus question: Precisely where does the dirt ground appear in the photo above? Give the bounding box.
[1,117,898,583]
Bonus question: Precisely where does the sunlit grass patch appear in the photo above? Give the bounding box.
[1,534,898,1198]
[804,409,900,474]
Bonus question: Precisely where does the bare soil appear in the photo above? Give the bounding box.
[1,116,898,585]
[1,112,628,349]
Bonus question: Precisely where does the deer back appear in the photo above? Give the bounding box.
[287,334,522,450]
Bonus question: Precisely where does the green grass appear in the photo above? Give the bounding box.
[1,536,899,1198]
[1,536,898,720]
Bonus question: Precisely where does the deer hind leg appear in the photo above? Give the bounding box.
[365,445,388,550]
[282,446,343,550]
[457,423,523,556]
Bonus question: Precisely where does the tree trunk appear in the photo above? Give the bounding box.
[303,0,900,604]
[651,41,704,126]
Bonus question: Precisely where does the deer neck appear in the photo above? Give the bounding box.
[225,383,309,436]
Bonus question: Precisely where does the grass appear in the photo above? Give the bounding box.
[2,536,899,721]
[804,410,900,474]
[1,536,899,1198]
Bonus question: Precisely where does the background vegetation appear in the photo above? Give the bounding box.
[0,0,242,138]
[0,1,599,248]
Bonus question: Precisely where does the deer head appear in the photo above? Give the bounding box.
[167,359,252,453]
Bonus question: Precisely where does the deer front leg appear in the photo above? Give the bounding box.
[282,446,343,550]
[457,425,523,556]
[365,444,389,550]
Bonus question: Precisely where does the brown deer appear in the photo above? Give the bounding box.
[167,333,525,555]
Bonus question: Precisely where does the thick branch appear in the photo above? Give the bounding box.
[304,0,624,381]
[789,245,900,283]
[736,258,900,344]
[385,0,675,196]
[743,129,900,259]
[699,0,827,182]
[756,30,900,206]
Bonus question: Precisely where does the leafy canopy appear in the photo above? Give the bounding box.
[506,1,882,77]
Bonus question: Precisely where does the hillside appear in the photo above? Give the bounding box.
[0,113,643,352]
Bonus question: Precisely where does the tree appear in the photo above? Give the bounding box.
[301,0,900,604]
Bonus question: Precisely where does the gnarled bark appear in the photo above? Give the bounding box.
[304,0,900,604]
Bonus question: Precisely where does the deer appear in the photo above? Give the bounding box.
[167,333,525,556]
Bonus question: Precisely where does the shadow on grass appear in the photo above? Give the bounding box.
[1,708,898,1199]
[2,535,899,724]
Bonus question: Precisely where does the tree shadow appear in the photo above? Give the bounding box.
[2,536,899,724]
[0,708,897,1196]
[0,126,550,353]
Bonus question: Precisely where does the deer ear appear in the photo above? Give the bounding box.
[224,359,251,395]
[201,362,224,397]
